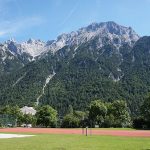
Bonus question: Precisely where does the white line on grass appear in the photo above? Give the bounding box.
[0,134,35,139]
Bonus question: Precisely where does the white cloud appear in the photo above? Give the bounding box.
[0,0,45,38]
[0,16,44,37]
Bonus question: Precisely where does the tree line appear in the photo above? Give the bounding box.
[0,95,150,129]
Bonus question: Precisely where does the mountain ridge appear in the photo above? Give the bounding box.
[0,21,149,116]
[0,21,139,58]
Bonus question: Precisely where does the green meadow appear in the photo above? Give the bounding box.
[0,133,150,150]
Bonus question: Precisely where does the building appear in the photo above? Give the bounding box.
[20,106,36,115]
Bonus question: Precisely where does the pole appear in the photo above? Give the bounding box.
[82,127,84,135]
[90,121,92,135]
[86,127,88,136]
[90,127,92,135]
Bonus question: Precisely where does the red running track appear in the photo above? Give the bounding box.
[0,128,150,137]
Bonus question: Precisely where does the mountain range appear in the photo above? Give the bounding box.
[0,21,149,116]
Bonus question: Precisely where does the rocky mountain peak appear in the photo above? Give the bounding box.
[27,38,44,44]
[48,21,139,53]
[27,38,35,44]
[0,21,140,59]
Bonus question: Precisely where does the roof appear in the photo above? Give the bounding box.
[20,106,36,115]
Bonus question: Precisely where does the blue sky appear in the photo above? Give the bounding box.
[0,0,150,42]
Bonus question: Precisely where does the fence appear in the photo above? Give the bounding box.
[0,114,16,127]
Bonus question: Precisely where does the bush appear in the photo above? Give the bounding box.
[61,114,80,128]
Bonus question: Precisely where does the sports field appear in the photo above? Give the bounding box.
[0,128,150,150]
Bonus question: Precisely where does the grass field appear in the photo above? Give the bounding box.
[0,133,150,150]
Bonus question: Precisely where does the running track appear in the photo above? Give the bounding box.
[0,128,150,137]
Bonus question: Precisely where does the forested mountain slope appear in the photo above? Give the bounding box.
[1,22,150,116]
